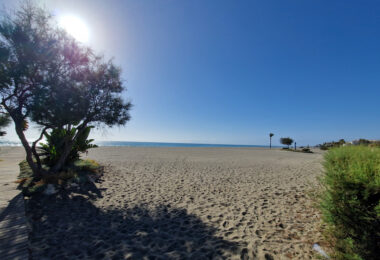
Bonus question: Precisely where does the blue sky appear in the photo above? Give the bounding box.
[2,0,380,145]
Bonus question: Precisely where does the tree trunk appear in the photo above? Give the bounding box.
[50,124,87,173]
[31,127,48,171]
[31,145,42,170]
[50,134,74,173]
[270,137,272,149]
[14,121,39,177]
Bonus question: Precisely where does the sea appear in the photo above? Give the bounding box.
[0,140,270,148]
[96,141,269,148]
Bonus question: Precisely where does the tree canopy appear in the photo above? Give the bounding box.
[0,3,132,175]
[280,137,293,148]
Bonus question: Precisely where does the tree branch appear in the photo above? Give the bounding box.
[32,126,49,170]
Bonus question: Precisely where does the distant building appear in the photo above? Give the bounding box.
[350,139,379,145]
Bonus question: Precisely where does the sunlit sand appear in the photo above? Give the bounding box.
[22,147,324,259]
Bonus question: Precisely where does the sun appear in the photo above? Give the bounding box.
[58,15,89,43]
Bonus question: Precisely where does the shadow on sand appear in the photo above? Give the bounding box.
[0,193,28,259]
[26,186,240,259]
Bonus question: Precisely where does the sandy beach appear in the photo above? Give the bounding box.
[5,147,325,259]
[1,2,377,259]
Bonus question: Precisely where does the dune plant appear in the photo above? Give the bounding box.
[320,146,380,259]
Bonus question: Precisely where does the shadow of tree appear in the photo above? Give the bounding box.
[27,193,240,259]
[0,193,28,259]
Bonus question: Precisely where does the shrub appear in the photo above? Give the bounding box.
[318,139,346,150]
[302,147,312,153]
[74,159,100,173]
[357,139,371,145]
[320,146,380,259]
[320,144,329,150]
[39,126,97,167]
[17,159,101,196]
[369,141,380,148]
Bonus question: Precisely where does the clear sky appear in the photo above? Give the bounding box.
[1,0,380,146]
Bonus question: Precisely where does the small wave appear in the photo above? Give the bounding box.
[0,140,22,146]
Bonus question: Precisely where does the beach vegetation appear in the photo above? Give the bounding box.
[280,137,293,148]
[0,3,131,179]
[17,158,102,196]
[368,141,380,147]
[317,139,380,150]
[356,139,370,145]
[319,146,380,259]
[282,147,313,153]
[319,144,329,150]
[318,139,346,150]
[39,126,97,167]
[301,147,312,153]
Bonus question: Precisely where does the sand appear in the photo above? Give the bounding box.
[15,147,325,259]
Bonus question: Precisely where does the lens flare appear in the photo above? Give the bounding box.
[59,15,89,43]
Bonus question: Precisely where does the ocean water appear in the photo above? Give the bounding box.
[0,140,22,146]
[0,139,271,148]
[95,141,269,148]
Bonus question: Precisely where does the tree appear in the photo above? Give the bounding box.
[357,139,370,145]
[338,139,346,145]
[280,137,293,149]
[0,113,11,136]
[269,133,274,149]
[0,4,132,176]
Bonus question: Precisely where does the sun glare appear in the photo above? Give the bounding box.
[59,15,89,43]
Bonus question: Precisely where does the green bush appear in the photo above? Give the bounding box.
[320,146,380,259]
[39,126,97,167]
[320,144,329,150]
[357,139,371,146]
[318,139,346,150]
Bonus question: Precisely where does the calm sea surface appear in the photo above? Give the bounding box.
[95,141,270,148]
[0,140,271,148]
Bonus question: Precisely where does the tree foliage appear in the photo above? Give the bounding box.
[0,3,131,176]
